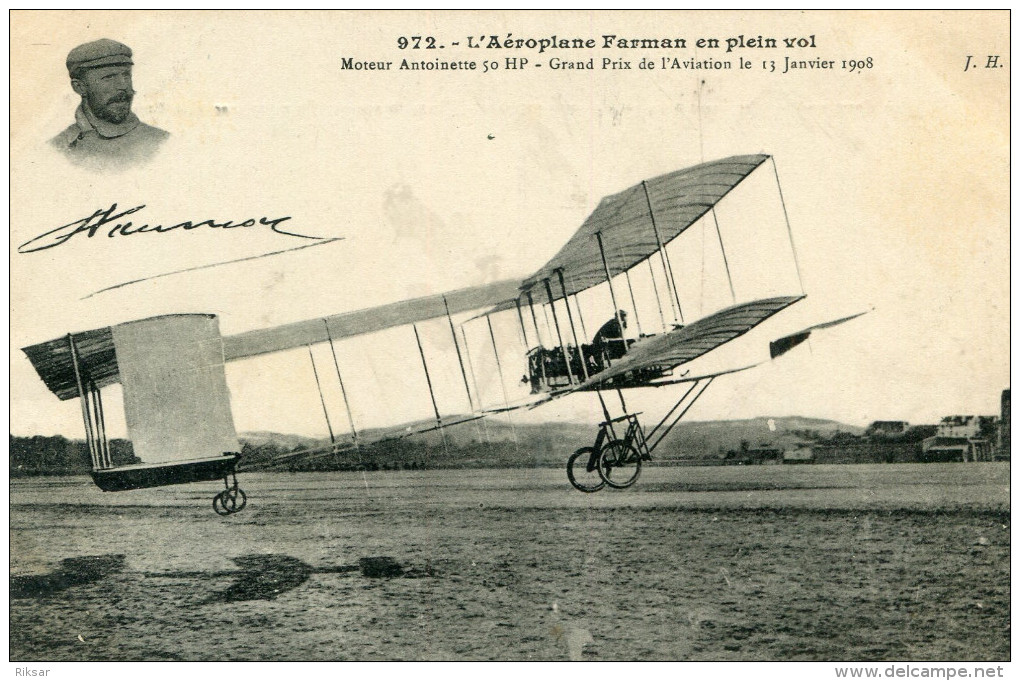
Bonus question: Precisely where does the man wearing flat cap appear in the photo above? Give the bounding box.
[50,39,168,167]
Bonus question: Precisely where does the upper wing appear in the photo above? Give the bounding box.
[222,278,522,361]
[573,295,805,390]
[488,154,770,311]
[23,279,523,400]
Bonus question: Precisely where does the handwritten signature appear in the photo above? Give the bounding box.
[18,204,314,254]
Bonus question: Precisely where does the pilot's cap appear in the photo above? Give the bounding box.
[66,39,133,78]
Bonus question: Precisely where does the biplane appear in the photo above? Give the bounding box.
[22,154,864,513]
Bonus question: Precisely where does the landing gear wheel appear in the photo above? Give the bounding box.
[597,440,642,489]
[213,487,247,516]
[567,447,605,493]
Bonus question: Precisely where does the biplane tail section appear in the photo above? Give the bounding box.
[113,316,240,467]
[21,278,531,498]
[23,315,241,494]
[23,327,119,401]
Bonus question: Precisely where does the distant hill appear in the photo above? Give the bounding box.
[353,415,863,455]
[239,431,324,451]
[651,416,865,460]
[237,415,862,470]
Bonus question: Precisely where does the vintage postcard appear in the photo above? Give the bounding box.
[9,10,1010,670]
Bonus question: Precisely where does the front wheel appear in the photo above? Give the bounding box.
[597,440,642,489]
[567,447,605,493]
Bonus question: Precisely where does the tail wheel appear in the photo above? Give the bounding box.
[213,487,248,516]
[567,447,605,493]
[597,440,642,489]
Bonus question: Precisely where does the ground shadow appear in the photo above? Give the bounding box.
[205,554,314,603]
[11,552,413,604]
[10,554,126,599]
[204,554,408,603]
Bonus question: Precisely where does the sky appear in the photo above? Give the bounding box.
[9,11,1010,442]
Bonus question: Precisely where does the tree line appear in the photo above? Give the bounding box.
[10,435,139,476]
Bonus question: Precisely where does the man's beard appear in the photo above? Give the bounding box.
[89,91,134,124]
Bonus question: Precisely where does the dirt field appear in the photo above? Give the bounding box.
[9,462,1010,661]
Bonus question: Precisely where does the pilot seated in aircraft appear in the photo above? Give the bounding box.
[591,310,632,371]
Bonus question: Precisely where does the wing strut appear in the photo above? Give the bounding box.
[525,290,548,385]
[543,278,575,385]
[541,305,554,346]
[646,259,667,333]
[486,315,518,448]
[556,269,589,381]
[711,208,737,304]
[412,324,443,430]
[89,380,111,469]
[595,231,625,342]
[307,345,336,448]
[443,296,476,412]
[642,179,684,324]
[68,334,104,471]
[771,156,803,295]
[572,292,588,338]
[623,270,643,336]
[767,158,807,293]
[324,320,358,447]
[609,228,645,336]
[459,326,491,443]
[525,290,543,348]
[514,297,530,349]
